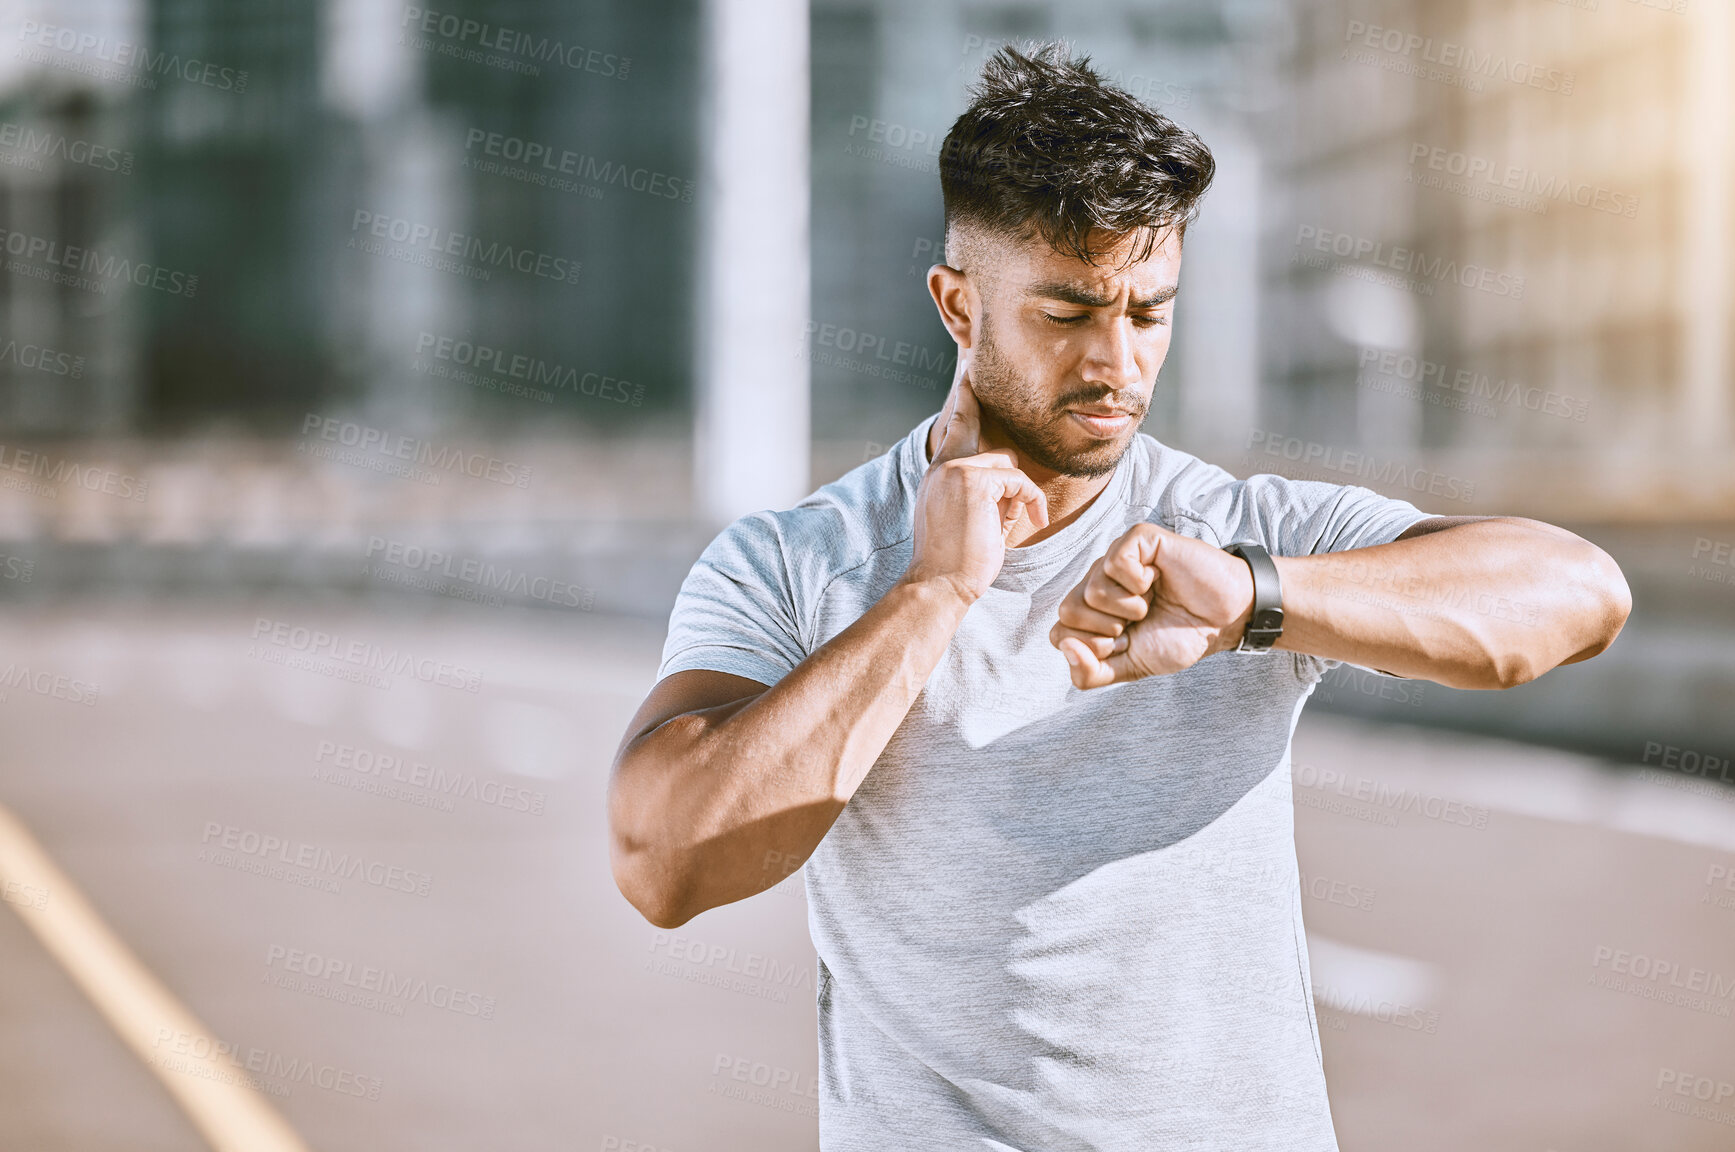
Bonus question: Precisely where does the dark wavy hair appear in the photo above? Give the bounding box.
[939,41,1215,267]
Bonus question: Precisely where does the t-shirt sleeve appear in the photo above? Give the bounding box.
[1247,473,1436,557]
[1234,473,1438,682]
[656,510,809,688]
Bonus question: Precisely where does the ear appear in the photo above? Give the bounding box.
[926,263,978,351]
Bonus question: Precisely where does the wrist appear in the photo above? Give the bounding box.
[1219,542,1285,653]
[892,572,980,617]
[1212,559,1256,656]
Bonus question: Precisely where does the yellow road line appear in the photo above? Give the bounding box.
[0,801,313,1152]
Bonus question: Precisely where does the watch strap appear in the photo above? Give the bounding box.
[1224,541,1284,653]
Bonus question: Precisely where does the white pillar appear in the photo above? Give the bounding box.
[1682,0,1731,449]
[1179,118,1261,452]
[694,0,811,526]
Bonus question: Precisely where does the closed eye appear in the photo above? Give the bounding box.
[1042,311,1169,328]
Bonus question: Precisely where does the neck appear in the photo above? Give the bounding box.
[925,415,1119,548]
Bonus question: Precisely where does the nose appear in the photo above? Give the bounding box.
[1079,317,1143,393]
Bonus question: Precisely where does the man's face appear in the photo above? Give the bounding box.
[957,225,1183,478]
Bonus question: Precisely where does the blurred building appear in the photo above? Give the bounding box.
[1264,0,1733,519]
[0,0,706,612]
[0,0,700,439]
[0,75,137,435]
[0,0,1731,753]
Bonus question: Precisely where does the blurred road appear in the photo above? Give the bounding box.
[0,600,1732,1152]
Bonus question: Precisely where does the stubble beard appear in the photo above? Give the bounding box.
[969,322,1145,479]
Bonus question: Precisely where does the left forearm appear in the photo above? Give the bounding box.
[1267,517,1632,690]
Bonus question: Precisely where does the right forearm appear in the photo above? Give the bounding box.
[721,575,972,804]
[616,576,972,919]
[615,372,1045,926]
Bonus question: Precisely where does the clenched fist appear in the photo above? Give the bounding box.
[1049,523,1260,689]
[899,360,1048,605]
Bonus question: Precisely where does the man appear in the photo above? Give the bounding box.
[608,42,1630,1151]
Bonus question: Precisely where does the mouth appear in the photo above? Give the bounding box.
[1066,408,1138,438]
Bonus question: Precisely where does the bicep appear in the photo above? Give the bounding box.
[1395,514,1492,540]
[1376,515,1585,675]
[1395,513,1585,544]
[614,668,771,763]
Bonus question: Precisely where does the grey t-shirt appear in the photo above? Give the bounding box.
[657,414,1432,1151]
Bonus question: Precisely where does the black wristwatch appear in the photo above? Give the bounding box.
[1223,541,1284,653]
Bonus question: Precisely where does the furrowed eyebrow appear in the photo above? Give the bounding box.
[1025,282,1178,309]
[1131,286,1179,308]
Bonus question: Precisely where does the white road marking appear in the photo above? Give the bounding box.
[0,801,313,1152]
